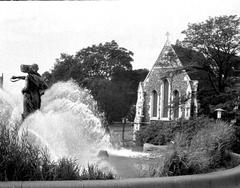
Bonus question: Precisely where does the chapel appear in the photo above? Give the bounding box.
[133,35,211,133]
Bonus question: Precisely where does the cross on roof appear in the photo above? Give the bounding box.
[165,32,170,41]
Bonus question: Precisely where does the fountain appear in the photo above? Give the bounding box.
[18,81,112,164]
[1,80,240,187]
[0,80,153,178]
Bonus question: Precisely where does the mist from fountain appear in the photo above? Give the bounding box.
[0,80,148,169]
[19,81,112,164]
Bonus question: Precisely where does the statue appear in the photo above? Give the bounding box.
[11,64,48,120]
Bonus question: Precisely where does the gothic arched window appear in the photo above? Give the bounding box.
[152,90,158,118]
[162,79,169,118]
[173,90,180,119]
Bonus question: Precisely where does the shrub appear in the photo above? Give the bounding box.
[158,120,235,176]
[136,119,236,177]
[135,116,211,146]
[135,121,178,146]
[161,149,189,176]
[188,121,234,171]
[231,121,240,154]
[0,123,43,181]
[53,158,80,180]
[135,122,165,146]
[177,117,215,145]
[158,133,189,176]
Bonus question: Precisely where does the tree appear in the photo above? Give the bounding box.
[52,53,78,83]
[111,68,149,105]
[46,41,134,84]
[84,78,129,123]
[181,15,240,93]
[110,68,148,120]
[42,41,147,123]
[75,40,133,79]
[85,68,149,122]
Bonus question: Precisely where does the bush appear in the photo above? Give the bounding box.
[135,122,165,146]
[135,121,178,146]
[158,133,189,176]
[0,122,115,181]
[0,123,46,181]
[177,117,215,145]
[188,121,234,172]
[138,120,235,177]
[159,120,235,176]
[135,116,212,146]
[231,121,240,154]
[53,158,80,180]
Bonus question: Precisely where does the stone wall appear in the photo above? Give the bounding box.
[143,67,191,122]
[143,68,164,122]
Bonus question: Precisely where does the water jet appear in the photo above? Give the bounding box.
[0,81,150,178]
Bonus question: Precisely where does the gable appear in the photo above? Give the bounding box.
[154,42,182,68]
[144,39,217,93]
[144,41,185,84]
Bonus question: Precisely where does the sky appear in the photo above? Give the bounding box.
[0,0,240,93]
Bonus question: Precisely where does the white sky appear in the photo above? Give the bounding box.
[0,0,240,93]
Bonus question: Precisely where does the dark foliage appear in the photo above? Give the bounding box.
[231,120,240,154]
[197,89,240,122]
[181,15,240,93]
[42,41,148,122]
[135,116,212,146]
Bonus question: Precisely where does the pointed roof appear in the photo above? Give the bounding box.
[154,41,174,67]
[154,33,183,68]
[143,34,213,91]
[144,35,182,82]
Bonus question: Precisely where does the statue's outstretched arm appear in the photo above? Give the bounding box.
[10,76,26,82]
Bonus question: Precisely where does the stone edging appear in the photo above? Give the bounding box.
[1,152,240,188]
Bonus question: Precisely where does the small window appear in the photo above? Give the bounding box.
[162,79,169,118]
[152,90,158,117]
[173,90,180,119]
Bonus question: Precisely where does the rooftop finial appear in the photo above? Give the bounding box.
[165,31,170,42]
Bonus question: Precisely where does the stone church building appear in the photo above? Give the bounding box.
[134,37,210,133]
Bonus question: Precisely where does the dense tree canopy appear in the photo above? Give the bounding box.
[177,15,240,124]
[75,40,133,79]
[42,41,148,123]
[181,15,240,93]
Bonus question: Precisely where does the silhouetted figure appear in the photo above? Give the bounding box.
[11,64,48,120]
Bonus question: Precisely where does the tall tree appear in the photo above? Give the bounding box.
[52,53,77,83]
[75,40,133,79]
[42,41,147,123]
[181,15,240,93]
